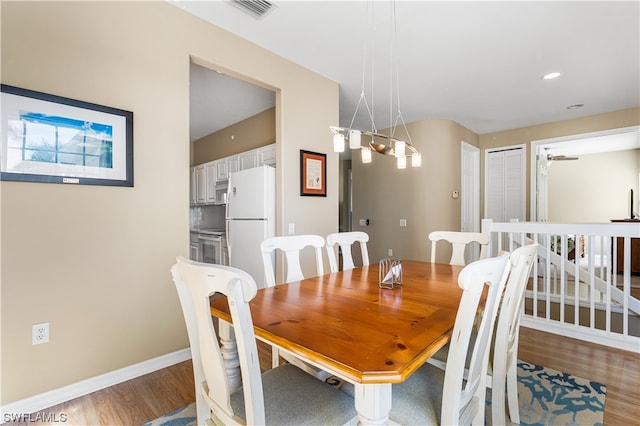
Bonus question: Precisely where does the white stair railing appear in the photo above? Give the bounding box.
[482,219,640,353]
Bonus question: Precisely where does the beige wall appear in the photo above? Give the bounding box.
[351,119,479,263]
[192,107,276,165]
[352,109,639,264]
[0,1,338,404]
[479,108,640,219]
[548,149,639,222]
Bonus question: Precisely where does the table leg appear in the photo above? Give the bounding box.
[219,319,241,392]
[354,383,392,425]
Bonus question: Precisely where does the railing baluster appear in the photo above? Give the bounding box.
[485,220,639,352]
[605,234,612,333]
[588,234,596,332]
[623,236,630,337]
[574,239,580,329]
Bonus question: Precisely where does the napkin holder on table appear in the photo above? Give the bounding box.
[379,258,402,289]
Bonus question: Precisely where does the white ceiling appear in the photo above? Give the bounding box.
[189,63,275,141]
[180,0,639,143]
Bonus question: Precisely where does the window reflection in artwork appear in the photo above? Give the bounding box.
[7,112,113,171]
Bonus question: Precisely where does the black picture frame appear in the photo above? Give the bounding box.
[1,84,133,187]
[300,150,326,197]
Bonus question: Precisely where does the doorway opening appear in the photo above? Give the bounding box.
[531,125,640,223]
[188,59,277,267]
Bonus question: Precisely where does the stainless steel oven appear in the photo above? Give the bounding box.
[198,230,227,265]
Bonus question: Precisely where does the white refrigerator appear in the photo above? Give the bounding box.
[226,166,276,289]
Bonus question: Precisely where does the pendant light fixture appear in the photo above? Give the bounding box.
[330,0,422,169]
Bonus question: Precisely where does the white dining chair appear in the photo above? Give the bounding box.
[491,243,538,425]
[260,234,329,377]
[389,252,511,425]
[261,235,325,287]
[429,230,490,266]
[326,231,370,272]
[426,243,538,424]
[171,257,356,426]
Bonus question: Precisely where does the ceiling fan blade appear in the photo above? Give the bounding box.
[548,154,579,161]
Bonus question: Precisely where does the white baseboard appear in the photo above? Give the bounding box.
[0,348,191,420]
[520,318,640,353]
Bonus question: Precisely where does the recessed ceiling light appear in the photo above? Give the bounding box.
[542,72,561,80]
[566,104,584,110]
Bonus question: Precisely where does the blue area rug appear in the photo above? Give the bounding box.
[143,361,605,426]
[143,403,196,426]
[510,361,606,426]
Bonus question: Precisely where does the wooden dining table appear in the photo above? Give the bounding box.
[210,260,465,425]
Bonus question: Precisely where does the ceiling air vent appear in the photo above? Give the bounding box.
[228,0,277,19]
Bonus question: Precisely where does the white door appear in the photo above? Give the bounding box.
[485,146,526,221]
[462,142,480,231]
[462,142,480,262]
[485,145,526,250]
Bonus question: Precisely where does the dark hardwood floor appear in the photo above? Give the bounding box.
[6,329,639,425]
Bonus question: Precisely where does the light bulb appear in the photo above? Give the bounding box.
[349,130,361,149]
[333,133,345,153]
[397,156,406,169]
[395,140,406,158]
[361,147,372,163]
[411,152,422,167]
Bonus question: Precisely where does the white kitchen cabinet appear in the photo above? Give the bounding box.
[190,167,197,205]
[258,144,276,167]
[205,162,217,203]
[217,156,239,181]
[228,155,239,175]
[194,164,206,204]
[190,232,200,262]
[189,242,200,261]
[192,144,276,206]
[190,241,200,262]
[239,150,258,170]
[216,158,228,181]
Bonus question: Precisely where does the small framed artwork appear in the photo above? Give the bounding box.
[300,149,326,197]
[1,84,133,187]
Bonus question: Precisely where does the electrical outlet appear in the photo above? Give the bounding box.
[399,219,407,227]
[388,249,393,256]
[32,322,49,345]
[288,223,295,235]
